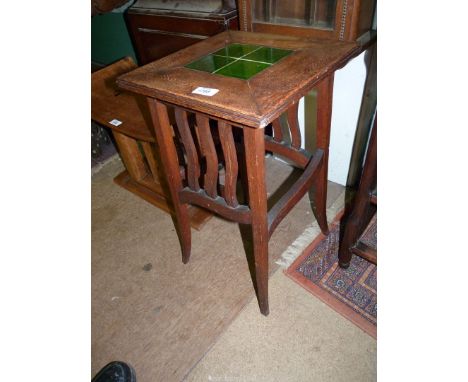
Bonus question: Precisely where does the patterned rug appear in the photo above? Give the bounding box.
[285,215,377,338]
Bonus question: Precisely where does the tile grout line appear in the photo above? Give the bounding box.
[212,46,265,74]
[212,54,273,66]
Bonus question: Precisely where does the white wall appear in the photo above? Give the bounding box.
[297,51,367,186]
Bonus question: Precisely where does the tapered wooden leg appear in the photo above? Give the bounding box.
[338,118,377,268]
[147,98,192,263]
[244,127,270,316]
[312,75,334,235]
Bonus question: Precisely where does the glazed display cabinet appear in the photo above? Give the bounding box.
[126,0,239,65]
[238,0,375,41]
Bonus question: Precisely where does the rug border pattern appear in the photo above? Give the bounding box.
[284,211,377,339]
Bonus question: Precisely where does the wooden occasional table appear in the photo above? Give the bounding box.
[117,30,364,315]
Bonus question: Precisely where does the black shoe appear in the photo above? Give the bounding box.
[92,361,136,382]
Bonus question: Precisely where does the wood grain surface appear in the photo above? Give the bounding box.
[92,57,155,142]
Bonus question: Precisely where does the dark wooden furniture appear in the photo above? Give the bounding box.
[117,30,367,315]
[91,57,214,230]
[126,0,239,65]
[238,0,375,41]
[346,40,376,186]
[92,0,128,15]
[338,113,377,267]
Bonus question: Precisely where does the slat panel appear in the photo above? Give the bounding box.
[287,102,301,149]
[218,121,239,207]
[175,108,200,191]
[195,114,218,198]
[271,118,283,142]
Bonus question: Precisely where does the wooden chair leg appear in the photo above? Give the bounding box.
[244,127,270,316]
[338,116,377,268]
[338,211,363,268]
[148,98,192,263]
[312,75,334,235]
[312,156,329,235]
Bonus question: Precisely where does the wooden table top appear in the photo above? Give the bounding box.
[117,30,362,128]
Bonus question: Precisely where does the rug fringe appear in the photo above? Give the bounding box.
[275,225,321,268]
[275,187,346,268]
[92,153,121,177]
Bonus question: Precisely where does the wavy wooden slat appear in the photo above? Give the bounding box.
[287,102,301,149]
[175,108,200,191]
[195,114,218,198]
[271,118,283,142]
[218,121,239,207]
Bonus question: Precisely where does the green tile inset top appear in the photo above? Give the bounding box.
[185,55,235,72]
[185,43,293,80]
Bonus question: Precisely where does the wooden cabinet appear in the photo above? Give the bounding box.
[237,0,375,41]
[126,0,239,65]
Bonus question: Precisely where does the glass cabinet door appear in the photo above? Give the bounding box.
[252,0,337,30]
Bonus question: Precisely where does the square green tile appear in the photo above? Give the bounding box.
[214,59,271,80]
[185,54,235,73]
[213,44,263,58]
[242,46,292,64]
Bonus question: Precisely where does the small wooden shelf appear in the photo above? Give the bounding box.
[92,57,215,231]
